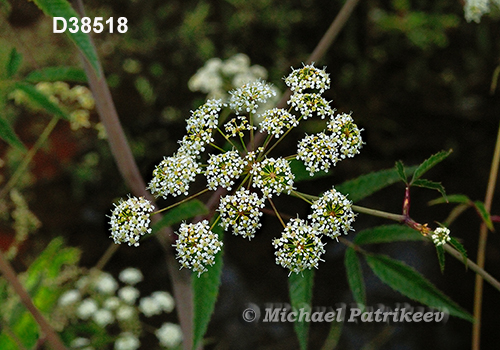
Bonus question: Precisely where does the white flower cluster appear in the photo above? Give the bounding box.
[188,53,269,99]
[224,116,257,137]
[285,63,331,94]
[229,79,277,115]
[109,196,154,247]
[297,132,339,176]
[309,188,356,239]
[259,108,299,138]
[251,157,295,198]
[156,322,183,348]
[431,227,451,246]
[174,220,223,277]
[327,113,363,159]
[273,218,326,275]
[57,268,179,350]
[205,150,245,191]
[464,0,499,22]
[148,153,201,198]
[288,93,334,120]
[218,188,266,240]
[109,62,363,277]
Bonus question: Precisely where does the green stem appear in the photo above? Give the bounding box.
[153,188,210,215]
[268,198,286,228]
[0,116,59,199]
[472,118,500,350]
[352,205,406,222]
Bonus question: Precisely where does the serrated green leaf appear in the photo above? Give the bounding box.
[152,199,208,233]
[365,253,473,321]
[336,166,417,203]
[354,225,424,245]
[291,159,329,182]
[344,247,366,307]
[13,82,69,120]
[30,0,101,76]
[411,150,452,184]
[289,269,314,350]
[473,201,494,231]
[6,48,22,78]
[0,116,26,151]
[412,179,447,200]
[449,237,468,267]
[192,225,224,350]
[25,67,87,83]
[429,194,471,206]
[395,160,407,184]
[436,245,445,273]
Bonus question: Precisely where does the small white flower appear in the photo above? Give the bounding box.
[95,272,119,294]
[92,308,114,327]
[229,79,276,115]
[251,157,295,198]
[148,154,201,198]
[432,227,451,246]
[151,291,175,313]
[109,196,155,247]
[118,268,143,285]
[77,298,98,320]
[118,286,140,305]
[273,218,326,275]
[139,296,161,317]
[218,188,265,240]
[309,188,356,239]
[205,150,245,191]
[464,0,490,23]
[114,332,140,350]
[116,305,136,321]
[156,322,183,348]
[285,63,331,94]
[71,337,92,349]
[58,289,81,306]
[288,93,334,120]
[259,108,299,138]
[327,113,363,160]
[103,296,121,310]
[174,220,223,277]
[297,132,340,176]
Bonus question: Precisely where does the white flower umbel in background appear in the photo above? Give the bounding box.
[156,322,183,348]
[109,63,364,276]
[188,53,270,100]
[57,267,180,350]
[463,0,500,22]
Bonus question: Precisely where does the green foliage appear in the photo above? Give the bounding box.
[412,178,447,201]
[449,237,468,267]
[336,166,417,203]
[436,245,446,273]
[364,253,474,322]
[0,238,80,349]
[0,116,26,152]
[289,269,315,350]
[152,199,209,233]
[192,225,224,350]
[344,247,366,307]
[354,225,424,245]
[30,0,101,75]
[24,67,88,83]
[395,160,407,184]
[410,149,452,184]
[6,48,22,78]
[429,194,494,231]
[12,82,69,120]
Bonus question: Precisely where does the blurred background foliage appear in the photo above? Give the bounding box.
[1,0,500,349]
